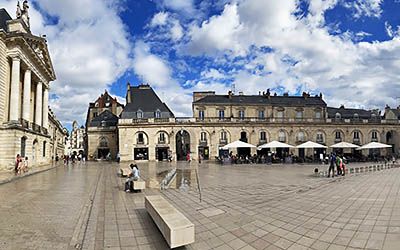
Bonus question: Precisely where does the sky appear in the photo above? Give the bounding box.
[1,0,400,130]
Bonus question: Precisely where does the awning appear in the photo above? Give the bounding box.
[296,141,327,149]
[330,142,360,148]
[356,142,392,150]
[258,140,294,149]
[221,140,256,150]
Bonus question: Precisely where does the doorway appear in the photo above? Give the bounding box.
[176,130,190,161]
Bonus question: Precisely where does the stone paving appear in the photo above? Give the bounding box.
[0,161,400,250]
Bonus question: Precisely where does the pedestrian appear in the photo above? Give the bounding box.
[22,157,28,173]
[116,152,121,163]
[341,157,346,176]
[336,155,342,176]
[17,157,24,174]
[327,153,335,178]
[186,152,191,163]
[125,164,140,192]
[198,153,202,163]
[14,154,21,174]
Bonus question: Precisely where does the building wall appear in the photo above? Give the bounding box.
[0,37,7,123]
[87,127,118,160]
[118,120,400,162]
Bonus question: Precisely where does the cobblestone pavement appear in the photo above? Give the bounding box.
[1,161,400,250]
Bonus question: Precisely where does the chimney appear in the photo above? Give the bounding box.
[126,83,131,104]
[283,92,289,97]
[228,90,233,99]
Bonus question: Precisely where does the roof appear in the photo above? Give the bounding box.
[327,107,377,119]
[0,9,12,32]
[194,95,327,107]
[89,110,118,127]
[121,85,174,119]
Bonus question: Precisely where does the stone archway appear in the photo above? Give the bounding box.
[176,130,190,161]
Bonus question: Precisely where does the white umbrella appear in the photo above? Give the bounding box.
[330,142,360,148]
[221,140,256,150]
[296,141,327,149]
[356,142,392,150]
[258,140,294,149]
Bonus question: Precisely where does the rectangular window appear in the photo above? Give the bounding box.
[137,133,144,144]
[218,110,225,120]
[315,111,321,119]
[260,131,266,141]
[159,133,165,143]
[239,110,245,120]
[199,110,204,120]
[354,132,359,139]
[277,111,284,118]
[258,110,265,119]
[220,131,227,140]
[296,111,303,119]
[201,132,207,141]
[43,142,46,157]
[335,132,341,139]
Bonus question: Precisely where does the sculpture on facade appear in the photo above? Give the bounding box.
[16,0,30,29]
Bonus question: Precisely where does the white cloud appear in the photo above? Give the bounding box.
[150,12,169,27]
[170,20,183,41]
[161,0,195,15]
[343,0,383,19]
[0,0,132,126]
[201,68,226,79]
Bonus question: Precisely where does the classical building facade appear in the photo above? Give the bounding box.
[118,86,400,162]
[48,109,68,161]
[85,90,123,160]
[0,5,62,170]
[70,120,85,156]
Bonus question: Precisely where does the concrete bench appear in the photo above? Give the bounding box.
[145,195,195,248]
[133,180,146,191]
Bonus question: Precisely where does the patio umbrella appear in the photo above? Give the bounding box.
[330,142,360,148]
[258,140,294,149]
[296,141,327,149]
[221,140,256,150]
[356,142,392,150]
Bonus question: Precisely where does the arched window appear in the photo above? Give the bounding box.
[335,112,341,120]
[260,131,267,141]
[278,131,286,142]
[99,137,108,148]
[353,113,359,120]
[371,131,378,142]
[155,109,161,118]
[158,132,166,144]
[137,110,143,119]
[296,131,305,142]
[137,132,145,144]
[335,131,342,142]
[316,132,324,143]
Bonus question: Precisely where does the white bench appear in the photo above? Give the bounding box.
[133,180,145,191]
[145,195,195,248]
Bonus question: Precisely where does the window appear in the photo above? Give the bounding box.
[200,132,207,141]
[277,111,284,118]
[258,110,265,119]
[260,131,266,141]
[239,110,245,120]
[335,112,341,120]
[296,111,303,119]
[137,133,144,144]
[220,131,227,140]
[43,141,46,157]
[99,137,108,148]
[315,111,321,119]
[155,110,161,118]
[372,131,378,142]
[137,110,143,119]
[93,112,98,118]
[218,110,225,120]
[353,113,359,120]
[297,131,305,142]
[278,131,286,142]
[316,132,324,143]
[21,137,26,157]
[199,110,204,120]
[354,131,360,140]
[159,133,165,143]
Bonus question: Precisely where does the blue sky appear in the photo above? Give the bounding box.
[1,0,400,130]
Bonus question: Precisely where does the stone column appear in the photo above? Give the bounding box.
[42,87,49,129]
[35,81,42,126]
[9,56,21,122]
[22,69,31,122]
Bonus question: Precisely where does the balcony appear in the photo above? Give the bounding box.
[334,138,342,143]
[157,139,166,144]
[259,139,267,145]
[353,138,360,144]
[219,139,227,145]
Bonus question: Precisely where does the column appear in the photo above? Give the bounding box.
[35,81,42,126]
[9,57,20,122]
[42,87,49,129]
[22,69,31,122]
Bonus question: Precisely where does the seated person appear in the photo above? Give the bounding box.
[125,164,140,192]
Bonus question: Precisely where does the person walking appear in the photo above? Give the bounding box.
[22,157,29,173]
[14,154,21,174]
[327,153,336,178]
[336,155,342,176]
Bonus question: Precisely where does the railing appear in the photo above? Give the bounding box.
[158,139,166,144]
[194,117,328,123]
[219,139,227,145]
[334,138,342,143]
[199,139,208,146]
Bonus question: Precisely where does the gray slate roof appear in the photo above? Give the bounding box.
[194,95,327,107]
[327,107,377,119]
[121,86,174,119]
[89,110,118,127]
[0,9,11,32]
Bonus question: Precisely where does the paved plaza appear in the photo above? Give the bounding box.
[1,161,400,250]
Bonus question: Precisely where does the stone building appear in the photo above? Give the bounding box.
[0,5,62,170]
[118,86,400,162]
[85,90,123,160]
[70,121,85,156]
[48,109,68,161]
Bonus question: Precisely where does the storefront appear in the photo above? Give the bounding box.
[134,147,148,160]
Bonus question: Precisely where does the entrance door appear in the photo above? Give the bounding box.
[198,147,210,160]
[176,130,190,161]
[156,147,168,161]
[98,148,110,159]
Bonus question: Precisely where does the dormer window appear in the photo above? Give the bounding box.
[137,110,143,119]
[335,113,341,120]
[353,113,359,120]
[155,109,161,118]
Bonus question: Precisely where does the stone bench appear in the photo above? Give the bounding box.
[145,195,195,248]
[133,180,145,191]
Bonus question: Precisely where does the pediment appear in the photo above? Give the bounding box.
[24,35,55,80]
